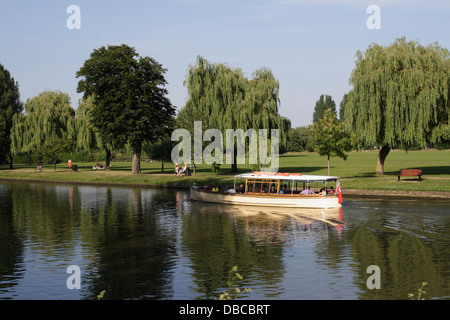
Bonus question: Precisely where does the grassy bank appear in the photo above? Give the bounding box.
[1,149,449,193]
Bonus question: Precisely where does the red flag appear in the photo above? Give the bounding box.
[337,182,343,204]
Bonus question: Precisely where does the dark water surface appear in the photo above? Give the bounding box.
[0,180,449,300]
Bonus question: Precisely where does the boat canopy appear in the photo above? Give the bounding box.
[235,172,339,182]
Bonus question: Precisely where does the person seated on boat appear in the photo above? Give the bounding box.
[212,185,219,192]
[225,186,236,193]
[239,184,245,193]
[329,187,335,194]
[300,187,315,195]
[283,184,290,192]
[279,189,284,194]
[270,185,276,193]
[319,188,326,195]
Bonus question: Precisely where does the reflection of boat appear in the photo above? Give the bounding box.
[191,172,343,209]
[188,200,345,231]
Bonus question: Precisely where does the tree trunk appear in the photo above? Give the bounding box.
[376,145,390,175]
[8,152,13,169]
[132,143,141,174]
[105,148,111,168]
[230,146,238,173]
[327,154,331,176]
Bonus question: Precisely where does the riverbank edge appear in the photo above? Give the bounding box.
[1,177,449,200]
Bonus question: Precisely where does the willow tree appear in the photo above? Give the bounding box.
[75,96,114,164]
[10,90,76,166]
[181,56,289,172]
[345,38,450,175]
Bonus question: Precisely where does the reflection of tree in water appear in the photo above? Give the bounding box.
[182,202,344,299]
[80,187,180,300]
[0,183,25,294]
[5,183,182,299]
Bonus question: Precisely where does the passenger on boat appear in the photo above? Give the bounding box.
[319,188,326,195]
[212,186,219,192]
[300,187,315,195]
[329,187,335,194]
[283,184,290,192]
[226,187,236,193]
[239,184,245,193]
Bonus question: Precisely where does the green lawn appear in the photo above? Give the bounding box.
[1,149,449,192]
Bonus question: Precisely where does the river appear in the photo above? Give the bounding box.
[0,180,449,300]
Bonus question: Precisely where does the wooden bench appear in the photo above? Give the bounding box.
[35,165,43,172]
[397,169,422,181]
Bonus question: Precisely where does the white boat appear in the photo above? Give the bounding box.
[190,172,343,209]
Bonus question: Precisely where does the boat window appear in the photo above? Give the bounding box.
[245,178,280,194]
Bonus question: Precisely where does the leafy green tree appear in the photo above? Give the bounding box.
[345,37,450,175]
[75,96,114,164]
[10,90,76,164]
[311,109,352,176]
[312,94,336,123]
[76,44,175,174]
[339,93,348,121]
[181,56,289,172]
[142,138,173,173]
[0,64,23,168]
[35,134,75,171]
[288,126,311,152]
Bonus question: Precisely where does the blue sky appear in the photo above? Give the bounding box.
[0,0,449,127]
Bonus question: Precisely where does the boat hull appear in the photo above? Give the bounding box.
[190,187,342,209]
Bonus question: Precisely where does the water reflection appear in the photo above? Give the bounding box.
[0,181,449,300]
[181,201,345,299]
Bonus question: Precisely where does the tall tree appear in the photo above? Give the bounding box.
[288,126,311,152]
[345,37,450,175]
[76,44,175,174]
[310,109,352,176]
[0,64,23,168]
[75,96,114,164]
[10,90,76,164]
[181,56,289,172]
[312,94,336,123]
[339,93,348,121]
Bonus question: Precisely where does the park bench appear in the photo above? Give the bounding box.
[397,169,422,181]
[35,165,43,172]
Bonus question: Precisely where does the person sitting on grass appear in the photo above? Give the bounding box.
[175,164,181,176]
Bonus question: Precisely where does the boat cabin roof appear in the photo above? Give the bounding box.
[235,172,339,182]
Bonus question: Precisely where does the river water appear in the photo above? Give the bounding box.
[0,180,449,300]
